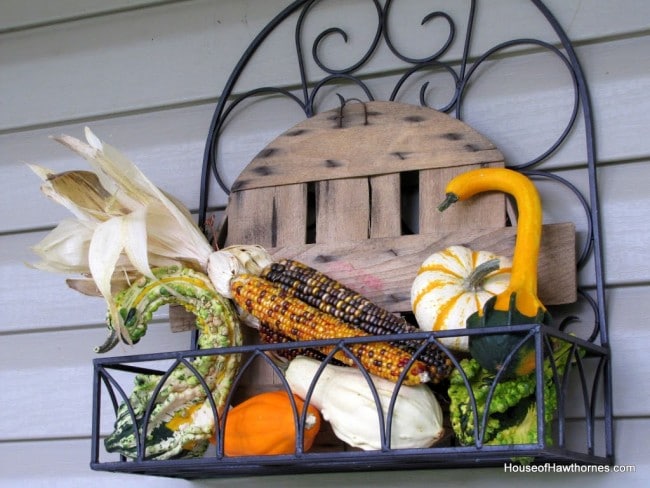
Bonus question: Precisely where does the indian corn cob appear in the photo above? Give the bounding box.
[230,273,431,385]
[262,259,453,382]
[258,322,347,366]
[102,266,242,460]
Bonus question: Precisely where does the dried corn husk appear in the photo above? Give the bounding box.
[29,127,273,347]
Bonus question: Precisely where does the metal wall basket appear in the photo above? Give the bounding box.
[91,0,613,478]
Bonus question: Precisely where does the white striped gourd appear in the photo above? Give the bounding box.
[410,245,511,351]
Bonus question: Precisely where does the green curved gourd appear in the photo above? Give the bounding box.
[101,266,242,460]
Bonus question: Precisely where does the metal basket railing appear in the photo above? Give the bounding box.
[90,324,611,478]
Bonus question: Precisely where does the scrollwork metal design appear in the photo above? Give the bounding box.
[383,6,457,64]
[457,38,580,170]
[194,0,612,466]
[305,0,383,75]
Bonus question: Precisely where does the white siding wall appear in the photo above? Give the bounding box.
[1,0,649,486]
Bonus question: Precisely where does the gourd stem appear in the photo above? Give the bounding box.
[462,258,501,291]
[94,328,119,353]
[437,193,458,212]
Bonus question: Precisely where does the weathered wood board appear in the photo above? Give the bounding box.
[170,222,577,331]
[225,101,508,246]
[172,222,576,332]
[230,101,505,192]
[173,101,577,323]
[268,222,577,312]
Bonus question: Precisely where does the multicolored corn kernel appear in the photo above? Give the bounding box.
[231,274,431,385]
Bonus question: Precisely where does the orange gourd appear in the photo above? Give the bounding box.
[219,390,322,456]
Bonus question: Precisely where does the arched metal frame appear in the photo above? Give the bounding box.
[197,0,611,463]
[198,0,609,365]
[90,0,613,478]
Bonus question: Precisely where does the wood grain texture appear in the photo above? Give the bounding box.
[223,102,509,263]
[225,183,308,247]
[8,160,647,335]
[223,184,311,385]
[369,173,402,238]
[216,102,520,399]
[231,101,504,192]
[315,177,370,243]
[269,222,576,312]
[419,162,506,234]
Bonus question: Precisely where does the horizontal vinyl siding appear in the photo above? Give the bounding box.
[1,0,649,486]
[3,0,650,132]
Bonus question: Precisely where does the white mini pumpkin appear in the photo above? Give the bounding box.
[410,245,512,351]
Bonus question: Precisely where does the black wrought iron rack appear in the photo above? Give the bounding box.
[90,0,613,478]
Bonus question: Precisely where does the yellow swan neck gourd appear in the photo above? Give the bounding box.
[438,167,545,318]
[438,167,552,377]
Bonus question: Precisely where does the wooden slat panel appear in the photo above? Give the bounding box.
[225,187,276,247]
[225,184,308,247]
[232,102,504,192]
[12,157,650,335]
[271,222,576,312]
[231,177,372,391]
[419,162,506,234]
[272,183,309,246]
[222,184,308,386]
[168,304,195,333]
[315,178,370,243]
[369,174,402,238]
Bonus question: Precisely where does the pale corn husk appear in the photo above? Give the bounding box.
[206,245,275,298]
[30,128,213,342]
[30,218,96,273]
[221,244,275,275]
[29,127,274,346]
[29,167,127,221]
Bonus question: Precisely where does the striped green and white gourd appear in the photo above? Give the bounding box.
[101,266,242,460]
